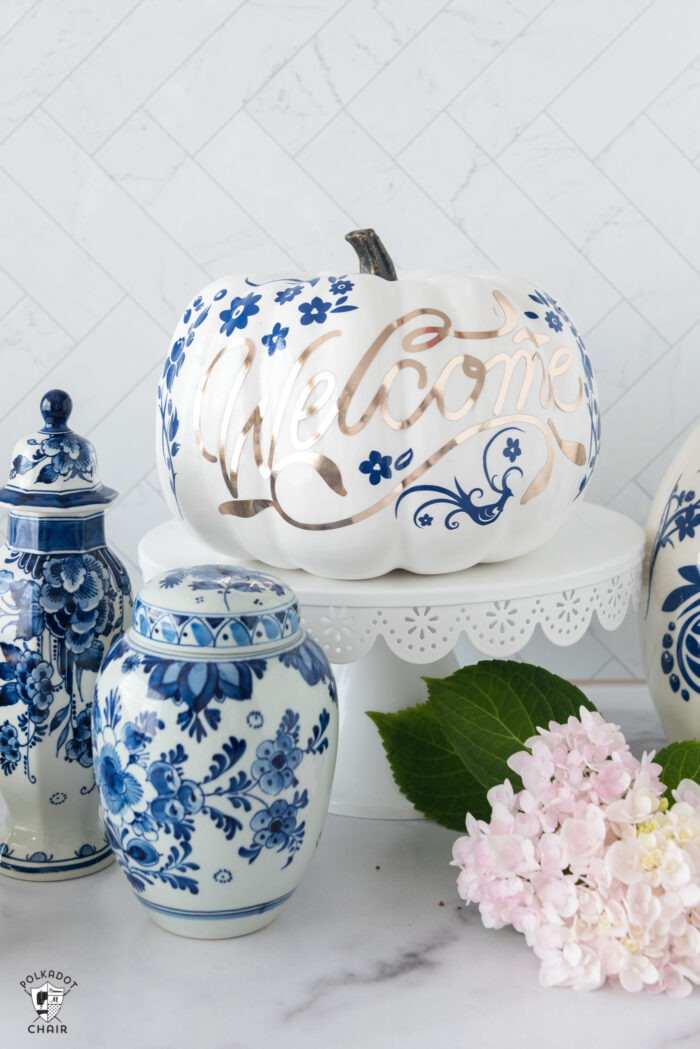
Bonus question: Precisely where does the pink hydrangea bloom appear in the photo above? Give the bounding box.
[452,706,700,997]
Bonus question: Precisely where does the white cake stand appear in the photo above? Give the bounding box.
[138,503,644,820]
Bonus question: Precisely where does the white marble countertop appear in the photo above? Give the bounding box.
[2,684,700,1048]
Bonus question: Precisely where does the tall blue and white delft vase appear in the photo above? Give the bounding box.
[0,389,131,880]
[642,426,700,741]
[92,563,338,939]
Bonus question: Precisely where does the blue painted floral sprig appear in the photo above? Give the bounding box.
[646,476,700,616]
[94,688,332,896]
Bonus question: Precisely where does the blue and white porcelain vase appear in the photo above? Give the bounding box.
[642,427,700,741]
[92,563,338,939]
[0,389,131,880]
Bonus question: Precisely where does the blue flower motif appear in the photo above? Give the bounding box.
[246,710,263,729]
[677,506,700,542]
[275,284,303,305]
[148,759,204,828]
[213,868,232,883]
[163,338,186,392]
[37,433,93,483]
[0,646,54,723]
[122,653,141,673]
[298,297,331,326]
[249,798,300,851]
[50,791,66,804]
[252,729,303,796]
[39,555,112,669]
[359,450,392,486]
[329,277,354,296]
[64,708,92,767]
[143,655,267,741]
[0,721,20,774]
[95,741,146,817]
[124,839,160,866]
[544,310,563,333]
[503,437,522,463]
[418,513,433,527]
[262,321,289,357]
[219,292,261,335]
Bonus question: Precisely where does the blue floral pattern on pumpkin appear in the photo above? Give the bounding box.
[93,688,331,894]
[396,427,525,531]
[298,296,331,326]
[218,292,261,336]
[525,290,600,496]
[262,322,289,357]
[359,450,392,486]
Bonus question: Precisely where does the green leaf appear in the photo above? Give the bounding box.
[367,703,489,832]
[425,661,596,793]
[657,740,700,799]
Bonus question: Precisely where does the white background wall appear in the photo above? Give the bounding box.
[0,0,698,680]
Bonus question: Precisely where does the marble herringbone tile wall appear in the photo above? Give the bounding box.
[1,0,698,680]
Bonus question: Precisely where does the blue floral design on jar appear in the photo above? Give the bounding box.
[246,710,263,730]
[0,647,54,720]
[50,791,66,804]
[142,654,267,741]
[418,513,433,527]
[218,292,261,335]
[213,868,232,883]
[39,555,113,669]
[359,450,392,486]
[247,798,305,858]
[0,721,20,775]
[298,297,331,325]
[94,721,154,821]
[262,322,289,357]
[64,708,92,767]
[252,711,303,795]
[94,688,332,894]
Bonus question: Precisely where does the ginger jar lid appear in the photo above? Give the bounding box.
[0,389,117,509]
[132,564,303,653]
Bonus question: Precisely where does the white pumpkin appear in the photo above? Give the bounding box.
[156,230,600,579]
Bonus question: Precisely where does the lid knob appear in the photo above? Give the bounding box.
[40,389,73,433]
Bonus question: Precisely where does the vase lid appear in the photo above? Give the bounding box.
[132,564,303,653]
[0,389,117,510]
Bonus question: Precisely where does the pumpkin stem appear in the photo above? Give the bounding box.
[345,229,397,281]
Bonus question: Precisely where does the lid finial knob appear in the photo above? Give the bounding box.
[40,389,73,433]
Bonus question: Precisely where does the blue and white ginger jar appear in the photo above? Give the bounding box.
[642,427,700,741]
[92,563,338,938]
[0,389,131,880]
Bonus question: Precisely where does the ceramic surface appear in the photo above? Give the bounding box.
[92,564,338,939]
[0,390,131,880]
[155,233,600,579]
[642,425,700,742]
